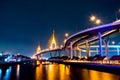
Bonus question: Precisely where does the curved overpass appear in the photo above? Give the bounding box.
[64,21,120,58]
[64,22,120,48]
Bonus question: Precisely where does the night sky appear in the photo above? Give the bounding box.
[0,0,120,56]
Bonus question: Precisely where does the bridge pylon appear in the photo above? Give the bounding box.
[48,30,58,49]
[36,43,42,59]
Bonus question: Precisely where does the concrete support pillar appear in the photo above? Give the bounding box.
[39,55,41,59]
[41,54,43,58]
[70,42,73,59]
[65,48,68,57]
[36,55,39,60]
[98,32,103,56]
[77,46,81,58]
[68,49,70,57]
[96,48,99,54]
[105,44,108,57]
[89,45,91,56]
[85,40,89,57]
[78,49,81,58]
[89,51,91,56]
[117,48,119,55]
[103,38,109,58]
[76,50,78,57]
[73,48,76,57]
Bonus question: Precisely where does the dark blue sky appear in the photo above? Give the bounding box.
[0,0,120,56]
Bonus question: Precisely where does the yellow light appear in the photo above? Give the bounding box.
[50,35,56,49]
[36,43,41,54]
[90,16,96,21]
[49,31,58,49]
[95,19,101,24]
[48,65,54,80]
[64,39,67,43]
[59,64,65,80]
[65,33,69,37]
[16,64,20,79]
[35,64,43,80]
[60,45,63,48]
[31,55,36,59]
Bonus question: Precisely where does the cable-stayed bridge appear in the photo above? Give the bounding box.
[32,20,120,65]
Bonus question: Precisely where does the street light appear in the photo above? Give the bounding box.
[64,33,69,45]
[95,19,101,25]
[112,41,115,45]
[90,16,96,21]
[64,33,69,43]
[65,33,69,37]
[90,15,102,25]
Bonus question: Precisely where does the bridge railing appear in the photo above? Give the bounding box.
[63,60,120,65]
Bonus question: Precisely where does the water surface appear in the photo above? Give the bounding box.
[0,63,120,80]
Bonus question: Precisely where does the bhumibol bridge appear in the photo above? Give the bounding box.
[32,20,120,64]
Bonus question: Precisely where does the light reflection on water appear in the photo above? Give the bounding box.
[89,70,120,80]
[59,64,71,80]
[3,66,12,80]
[35,63,120,80]
[35,64,43,80]
[0,63,120,80]
[16,64,20,80]
[0,69,2,80]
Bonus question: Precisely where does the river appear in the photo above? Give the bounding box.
[0,63,120,80]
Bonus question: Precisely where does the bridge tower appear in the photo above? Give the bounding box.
[36,43,42,59]
[36,43,41,54]
[48,30,58,49]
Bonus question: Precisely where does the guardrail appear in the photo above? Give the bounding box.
[63,60,120,65]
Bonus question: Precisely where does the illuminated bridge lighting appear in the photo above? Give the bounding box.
[31,43,41,59]
[36,43,41,54]
[48,30,58,50]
